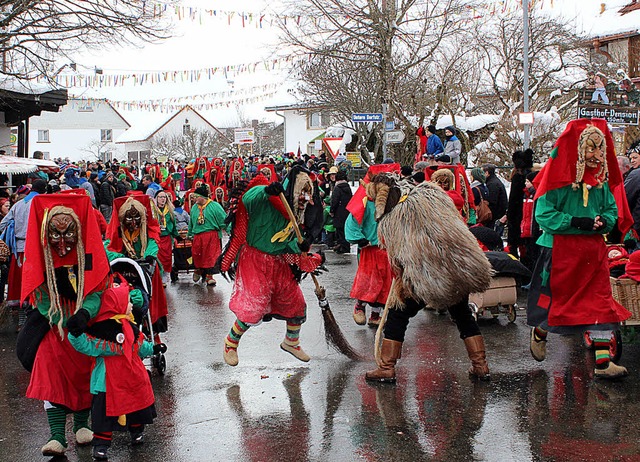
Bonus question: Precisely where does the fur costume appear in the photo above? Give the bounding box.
[372,177,492,308]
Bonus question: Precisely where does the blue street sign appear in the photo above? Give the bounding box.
[385,121,395,130]
[352,113,383,123]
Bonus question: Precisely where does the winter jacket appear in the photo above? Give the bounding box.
[624,168,640,236]
[443,136,462,164]
[100,180,115,207]
[426,134,444,157]
[330,181,353,227]
[485,174,508,221]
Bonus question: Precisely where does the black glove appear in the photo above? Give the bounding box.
[144,255,156,266]
[594,216,607,230]
[357,239,369,248]
[265,182,285,196]
[571,217,595,231]
[298,239,311,253]
[153,343,168,355]
[67,309,90,337]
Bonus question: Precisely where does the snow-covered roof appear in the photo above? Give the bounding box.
[116,111,173,143]
[581,0,640,38]
[0,75,59,95]
[435,114,500,132]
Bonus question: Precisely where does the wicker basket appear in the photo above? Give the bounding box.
[610,277,640,325]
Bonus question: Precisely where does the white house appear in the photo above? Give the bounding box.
[116,105,225,165]
[264,102,331,155]
[28,98,130,162]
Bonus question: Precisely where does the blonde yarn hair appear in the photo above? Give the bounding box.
[118,197,148,258]
[41,206,85,338]
[573,125,608,190]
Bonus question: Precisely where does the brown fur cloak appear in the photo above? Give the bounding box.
[377,181,492,309]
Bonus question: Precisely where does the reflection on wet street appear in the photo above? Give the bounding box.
[2,251,640,461]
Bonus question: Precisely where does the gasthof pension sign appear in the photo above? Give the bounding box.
[578,106,639,126]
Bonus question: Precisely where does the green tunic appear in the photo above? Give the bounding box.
[105,238,159,261]
[345,200,380,246]
[35,289,102,327]
[242,186,299,255]
[535,183,617,248]
[188,200,227,237]
[157,207,178,239]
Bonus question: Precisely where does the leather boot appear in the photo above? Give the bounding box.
[464,335,490,381]
[365,339,402,384]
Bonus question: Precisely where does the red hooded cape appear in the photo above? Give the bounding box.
[93,283,155,417]
[346,163,401,225]
[534,118,633,235]
[21,194,109,304]
[105,192,167,327]
[106,192,161,254]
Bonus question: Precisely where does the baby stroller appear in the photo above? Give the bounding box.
[468,251,531,324]
[110,257,167,375]
[171,229,194,281]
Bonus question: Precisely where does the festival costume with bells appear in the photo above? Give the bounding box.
[220,167,323,366]
[363,175,493,383]
[527,119,633,379]
[18,194,110,456]
[68,282,158,460]
[105,193,169,334]
[188,185,227,285]
[345,164,399,327]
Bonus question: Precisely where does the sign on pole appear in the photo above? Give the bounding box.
[352,113,383,123]
[577,106,640,126]
[385,121,395,131]
[234,128,255,144]
[384,130,405,144]
[518,112,534,125]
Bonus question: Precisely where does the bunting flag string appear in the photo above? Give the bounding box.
[145,0,554,28]
[106,92,278,113]
[106,83,280,105]
[39,56,298,88]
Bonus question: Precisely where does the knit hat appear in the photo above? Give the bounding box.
[194,184,210,197]
[16,185,30,195]
[470,167,485,184]
[118,173,126,181]
[427,125,437,134]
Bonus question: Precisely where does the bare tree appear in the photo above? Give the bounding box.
[277,0,472,165]
[470,11,588,165]
[0,1,173,79]
[149,128,231,162]
[80,139,115,162]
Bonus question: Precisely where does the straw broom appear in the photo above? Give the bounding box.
[279,193,362,360]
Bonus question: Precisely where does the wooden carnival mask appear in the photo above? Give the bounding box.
[48,213,78,257]
[123,206,142,232]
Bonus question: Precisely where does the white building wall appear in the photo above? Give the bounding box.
[28,99,130,162]
[282,110,325,154]
[28,127,128,162]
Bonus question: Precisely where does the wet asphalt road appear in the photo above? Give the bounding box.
[2,249,640,462]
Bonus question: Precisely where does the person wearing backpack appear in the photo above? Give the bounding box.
[469,167,492,227]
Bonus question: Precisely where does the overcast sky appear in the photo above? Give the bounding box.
[64,0,632,128]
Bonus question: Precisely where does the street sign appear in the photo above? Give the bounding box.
[518,112,534,125]
[384,130,405,144]
[234,127,255,144]
[352,113,383,123]
[577,106,639,126]
[385,121,395,131]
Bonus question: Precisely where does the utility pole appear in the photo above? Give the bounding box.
[523,0,531,150]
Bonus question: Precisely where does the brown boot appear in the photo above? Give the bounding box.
[464,335,490,381]
[365,339,402,384]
